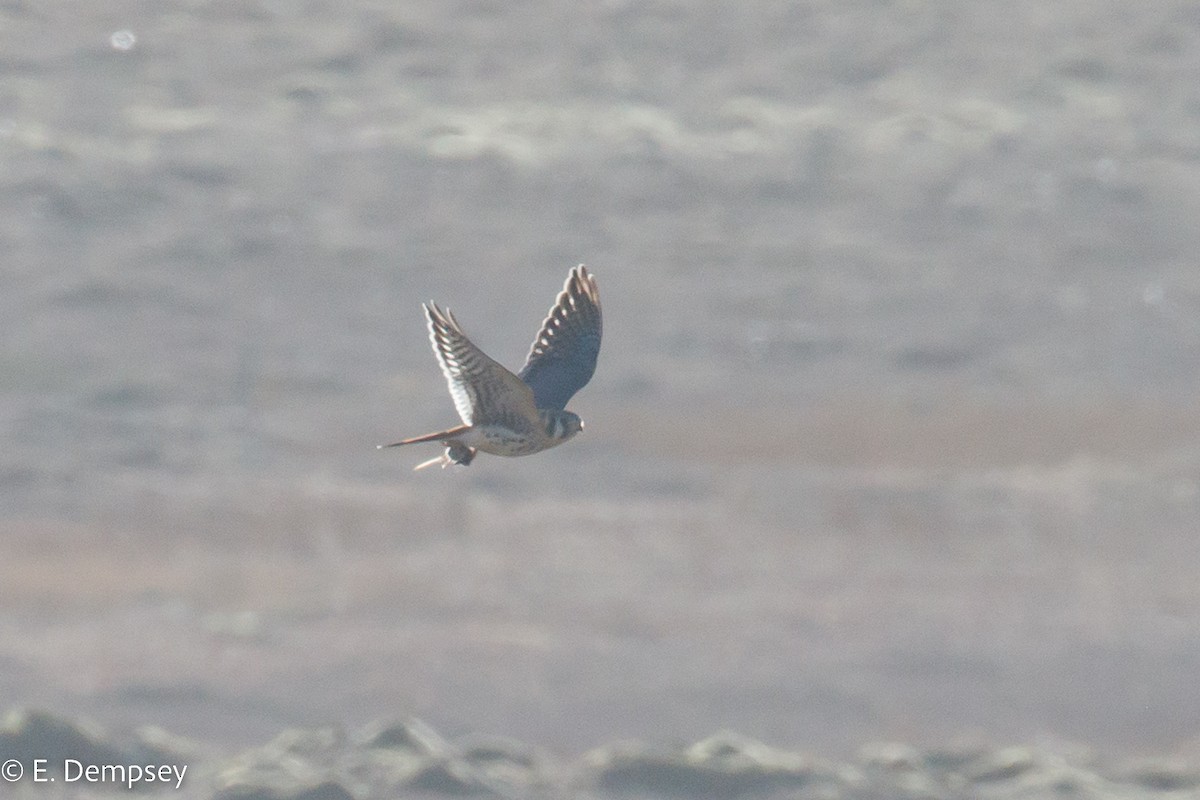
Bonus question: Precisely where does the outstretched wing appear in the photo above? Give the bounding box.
[425,303,539,428]
[517,265,602,410]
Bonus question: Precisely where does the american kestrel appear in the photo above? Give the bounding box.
[379,265,602,470]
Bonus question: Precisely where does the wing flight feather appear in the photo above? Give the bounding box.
[517,265,602,410]
[425,303,538,427]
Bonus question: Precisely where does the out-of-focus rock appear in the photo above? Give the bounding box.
[214,780,357,800]
[358,717,446,756]
[214,727,346,799]
[1119,758,1200,791]
[585,730,840,798]
[962,745,1037,783]
[0,708,120,764]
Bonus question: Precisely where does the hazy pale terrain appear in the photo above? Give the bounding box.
[3,0,1200,786]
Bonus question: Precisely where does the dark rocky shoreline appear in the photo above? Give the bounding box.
[3,709,1197,799]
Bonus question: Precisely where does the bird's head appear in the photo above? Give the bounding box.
[542,409,584,442]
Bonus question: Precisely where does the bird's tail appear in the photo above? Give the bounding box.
[376,424,470,450]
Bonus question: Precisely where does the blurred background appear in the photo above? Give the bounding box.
[2,0,1199,763]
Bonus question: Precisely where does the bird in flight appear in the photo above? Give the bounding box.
[379,265,602,470]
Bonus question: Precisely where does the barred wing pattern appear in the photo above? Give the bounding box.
[517,265,603,410]
[424,303,539,429]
